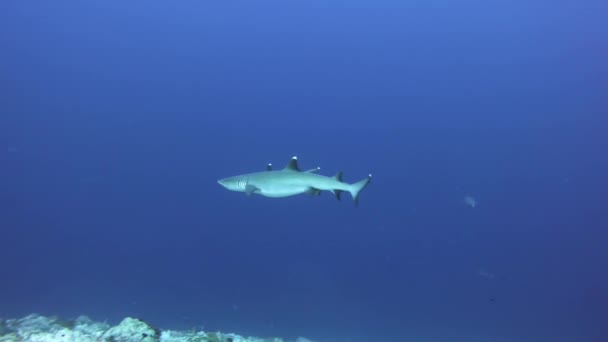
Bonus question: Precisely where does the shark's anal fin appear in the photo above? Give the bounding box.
[266,163,272,171]
[284,156,301,172]
[245,184,259,196]
[330,171,344,200]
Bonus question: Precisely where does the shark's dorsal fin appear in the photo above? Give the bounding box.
[266,163,272,171]
[284,156,301,172]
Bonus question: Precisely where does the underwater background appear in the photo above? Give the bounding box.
[1,0,607,341]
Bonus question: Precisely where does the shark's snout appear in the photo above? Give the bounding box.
[217,176,249,192]
[218,177,239,190]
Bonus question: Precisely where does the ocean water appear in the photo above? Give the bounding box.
[1,0,607,341]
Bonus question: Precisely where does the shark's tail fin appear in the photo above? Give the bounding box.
[349,174,372,206]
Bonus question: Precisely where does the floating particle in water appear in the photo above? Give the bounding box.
[478,268,496,279]
[464,196,477,208]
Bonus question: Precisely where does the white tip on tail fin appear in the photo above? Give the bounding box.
[350,174,372,206]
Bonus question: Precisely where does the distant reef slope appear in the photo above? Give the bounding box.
[0,314,286,342]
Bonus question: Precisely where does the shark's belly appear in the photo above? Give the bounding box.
[257,184,310,198]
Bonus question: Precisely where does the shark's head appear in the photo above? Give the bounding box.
[217,176,248,192]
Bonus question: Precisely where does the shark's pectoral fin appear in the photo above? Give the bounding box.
[245,184,259,196]
[306,187,321,196]
[304,167,321,173]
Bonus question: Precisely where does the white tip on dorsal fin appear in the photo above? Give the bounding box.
[284,156,301,171]
[266,163,272,171]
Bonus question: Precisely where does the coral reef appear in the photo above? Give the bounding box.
[0,314,286,342]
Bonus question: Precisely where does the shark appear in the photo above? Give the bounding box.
[218,156,372,205]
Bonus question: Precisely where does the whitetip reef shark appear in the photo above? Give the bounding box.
[218,156,372,205]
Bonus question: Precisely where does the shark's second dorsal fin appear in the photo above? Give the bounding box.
[266,163,272,171]
[284,156,301,172]
[334,171,343,182]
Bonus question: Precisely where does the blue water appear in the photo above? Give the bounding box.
[1,1,607,341]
